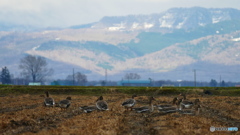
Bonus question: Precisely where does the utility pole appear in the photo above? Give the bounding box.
[193,69,196,87]
[219,75,221,87]
[105,69,107,82]
[73,68,75,86]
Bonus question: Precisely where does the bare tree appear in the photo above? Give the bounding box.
[19,55,53,82]
[124,73,141,80]
[66,72,87,86]
[75,72,87,86]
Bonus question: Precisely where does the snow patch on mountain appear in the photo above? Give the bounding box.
[144,23,154,29]
[92,7,240,32]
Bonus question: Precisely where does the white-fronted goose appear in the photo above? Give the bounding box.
[121,94,137,111]
[179,104,201,115]
[133,96,155,113]
[79,105,97,113]
[179,93,201,110]
[44,91,55,107]
[157,97,180,113]
[158,107,178,113]
[96,96,108,111]
[155,97,178,109]
[59,97,71,109]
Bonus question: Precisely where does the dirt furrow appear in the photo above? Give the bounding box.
[117,111,158,135]
[1,107,84,135]
[0,103,42,114]
[201,105,240,128]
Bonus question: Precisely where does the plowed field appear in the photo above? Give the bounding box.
[1,94,239,135]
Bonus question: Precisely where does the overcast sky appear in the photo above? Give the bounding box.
[0,0,239,27]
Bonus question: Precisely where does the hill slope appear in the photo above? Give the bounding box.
[0,7,240,81]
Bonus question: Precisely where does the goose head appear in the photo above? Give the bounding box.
[66,97,72,100]
[179,93,186,100]
[149,96,156,104]
[132,94,137,99]
[194,99,200,105]
[96,96,103,102]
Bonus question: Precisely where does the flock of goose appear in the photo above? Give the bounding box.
[44,91,201,115]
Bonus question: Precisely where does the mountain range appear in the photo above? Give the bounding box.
[0,7,240,82]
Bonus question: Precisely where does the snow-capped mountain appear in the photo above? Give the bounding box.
[90,7,240,31]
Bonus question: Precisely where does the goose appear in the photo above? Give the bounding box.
[59,97,71,109]
[179,104,201,115]
[154,97,178,109]
[133,96,155,113]
[121,94,137,111]
[158,98,182,113]
[179,93,201,110]
[96,96,108,111]
[79,105,97,113]
[158,107,178,113]
[44,91,55,107]
[79,97,102,113]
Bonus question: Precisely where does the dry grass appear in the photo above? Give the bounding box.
[0,94,240,135]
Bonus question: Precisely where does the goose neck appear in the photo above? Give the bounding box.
[183,95,186,100]
[46,92,49,97]
[149,104,154,112]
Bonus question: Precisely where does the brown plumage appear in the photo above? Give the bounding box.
[59,97,71,109]
[44,91,55,107]
[156,97,179,113]
[155,97,178,109]
[80,105,97,113]
[96,96,108,111]
[133,96,156,113]
[179,93,201,110]
[121,94,137,111]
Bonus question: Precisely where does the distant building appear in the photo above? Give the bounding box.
[118,80,151,86]
[161,84,175,87]
[95,84,102,86]
[28,82,41,86]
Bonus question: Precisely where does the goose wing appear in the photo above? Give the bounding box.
[80,105,97,113]
[133,106,149,113]
[158,107,177,113]
[181,100,194,109]
[155,104,172,109]
[44,97,55,106]
[122,99,135,107]
[59,100,71,108]
[96,100,108,111]
[181,100,193,105]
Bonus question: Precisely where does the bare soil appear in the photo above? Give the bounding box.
[0,94,239,135]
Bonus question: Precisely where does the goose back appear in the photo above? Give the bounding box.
[122,98,136,107]
[158,107,178,113]
[80,105,97,113]
[59,97,71,109]
[96,96,108,111]
[133,96,155,113]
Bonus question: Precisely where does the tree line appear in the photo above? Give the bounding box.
[0,54,239,87]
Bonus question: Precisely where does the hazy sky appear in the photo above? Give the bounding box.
[0,0,239,27]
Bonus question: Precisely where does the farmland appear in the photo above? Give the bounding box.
[0,85,240,135]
